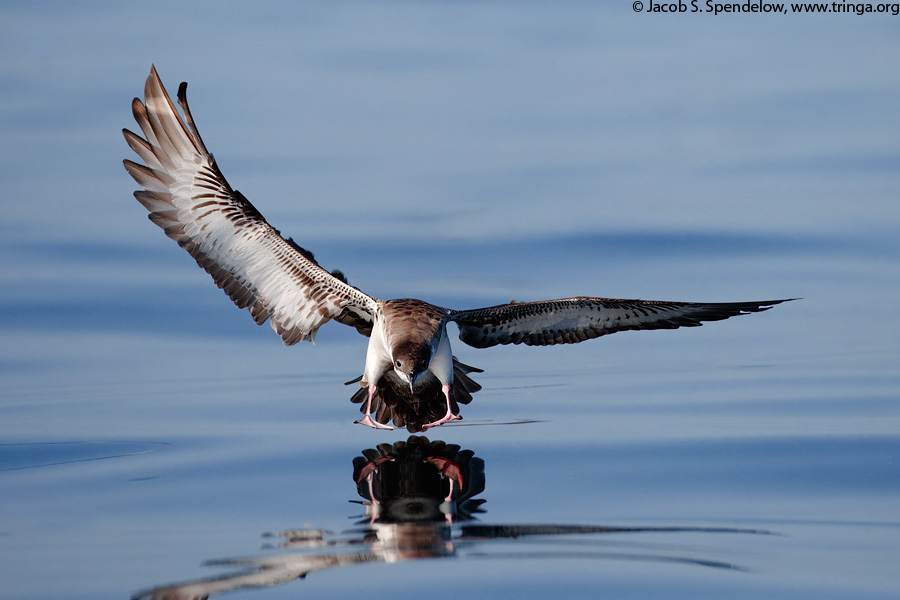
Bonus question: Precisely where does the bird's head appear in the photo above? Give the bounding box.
[392,341,432,391]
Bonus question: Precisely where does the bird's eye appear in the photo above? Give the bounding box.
[395,360,402,367]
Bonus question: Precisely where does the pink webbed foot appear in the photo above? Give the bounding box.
[355,414,394,430]
[423,384,461,429]
[355,383,393,430]
[422,410,462,429]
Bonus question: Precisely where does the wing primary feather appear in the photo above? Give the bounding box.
[176,81,213,158]
[450,298,794,349]
[123,66,379,345]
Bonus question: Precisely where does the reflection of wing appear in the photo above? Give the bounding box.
[450,298,791,348]
[123,66,378,344]
[131,521,766,599]
[131,552,381,600]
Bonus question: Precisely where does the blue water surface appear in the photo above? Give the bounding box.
[1,2,898,599]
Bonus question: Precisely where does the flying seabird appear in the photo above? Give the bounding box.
[123,66,792,432]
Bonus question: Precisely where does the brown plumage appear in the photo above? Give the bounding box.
[123,66,794,432]
[348,358,483,433]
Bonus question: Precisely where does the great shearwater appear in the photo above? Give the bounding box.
[123,66,791,432]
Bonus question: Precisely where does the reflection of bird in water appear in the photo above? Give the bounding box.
[352,435,485,524]
[131,436,772,600]
[124,66,793,432]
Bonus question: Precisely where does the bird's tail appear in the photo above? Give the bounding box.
[348,358,483,432]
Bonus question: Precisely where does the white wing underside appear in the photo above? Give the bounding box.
[123,66,378,345]
[449,297,789,348]
[124,67,790,355]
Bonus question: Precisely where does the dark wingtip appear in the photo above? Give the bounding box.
[763,298,800,308]
[751,298,798,309]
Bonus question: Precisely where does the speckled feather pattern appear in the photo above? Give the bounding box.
[449,297,786,348]
[123,67,378,346]
[124,67,791,431]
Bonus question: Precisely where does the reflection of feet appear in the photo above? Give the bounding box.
[355,456,396,484]
[424,456,463,501]
[440,501,454,525]
[427,455,460,522]
[355,415,394,430]
[423,411,461,429]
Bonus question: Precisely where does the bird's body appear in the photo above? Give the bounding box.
[358,299,457,430]
[124,67,792,431]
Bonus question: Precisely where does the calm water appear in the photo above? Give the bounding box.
[2,2,899,599]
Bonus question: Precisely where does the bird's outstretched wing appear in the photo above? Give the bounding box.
[449,297,791,348]
[123,66,378,344]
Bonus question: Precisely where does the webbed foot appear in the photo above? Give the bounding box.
[355,414,394,430]
[422,411,462,429]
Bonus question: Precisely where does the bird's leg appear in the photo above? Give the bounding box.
[355,384,393,430]
[423,384,462,429]
[443,476,456,503]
